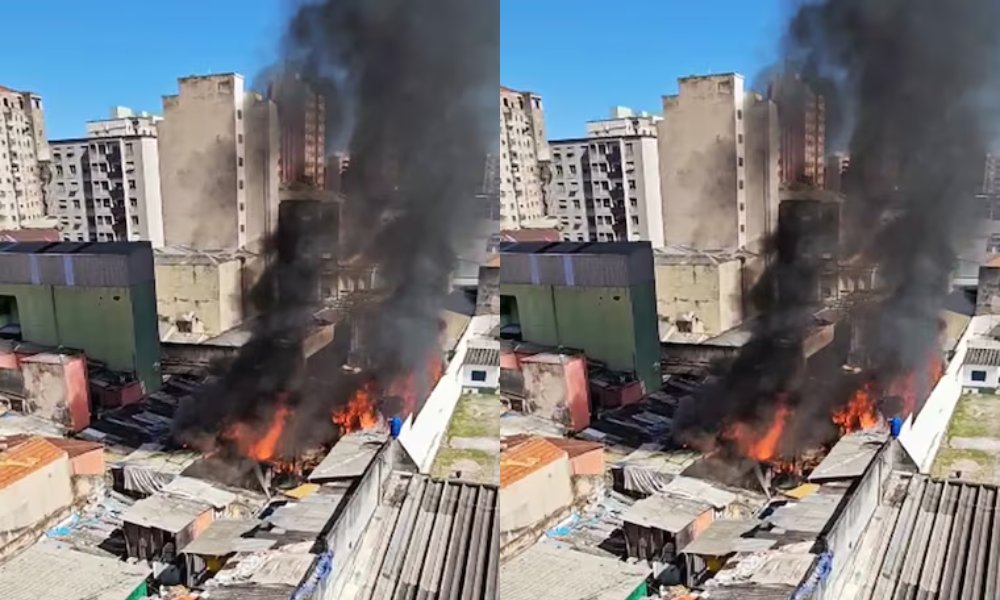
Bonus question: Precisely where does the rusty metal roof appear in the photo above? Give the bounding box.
[0,437,66,489]
[496,438,567,489]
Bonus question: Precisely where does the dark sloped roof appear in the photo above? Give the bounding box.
[463,346,500,367]
[865,475,1000,600]
[964,347,1000,367]
[360,474,499,600]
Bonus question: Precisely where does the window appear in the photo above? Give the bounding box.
[131,216,139,226]
[238,180,244,190]
[738,157,744,167]
[676,320,693,333]
[237,109,243,120]
[739,180,744,190]
[238,157,244,167]
[176,320,193,334]
[470,370,487,383]
[737,109,743,120]
[738,134,744,144]
[629,180,636,190]
[237,134,244,143]
[971,370,987,382]
[129,180,136,190]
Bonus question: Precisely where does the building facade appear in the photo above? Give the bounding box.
[769,76,826,188]
[158,74,279,251]
[658,74,779,252]
[549,108,664,245]
[653,247,745,340]
[271,78,326,188]
[984,153,1000,195]
[0,86,50,229]
[500,87,551,229]
[49,108,164,245]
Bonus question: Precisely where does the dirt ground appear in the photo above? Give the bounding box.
[430,393,503,483]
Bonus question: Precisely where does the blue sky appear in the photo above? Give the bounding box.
[1,0,784,140]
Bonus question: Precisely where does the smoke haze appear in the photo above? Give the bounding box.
[174,0,497,455]
[676,0,1000,454]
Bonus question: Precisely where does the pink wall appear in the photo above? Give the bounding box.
[569,448,605,476]
[63,355,91,433]
[562,355,591,433]
[0,350,16,370]
[500,350,518,370]
[69,448,105,476]
[21,353,91,433]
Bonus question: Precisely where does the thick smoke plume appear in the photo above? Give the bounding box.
[676,0,1000,455]
[174,0,497,455]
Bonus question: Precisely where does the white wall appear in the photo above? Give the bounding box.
[397,314,498,472]
[898,315,1000,472]
[961,363,1000,389]
[460,364,499,390]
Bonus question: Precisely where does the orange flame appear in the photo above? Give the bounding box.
[724,404,791,462]
[333,382,380,433]
[832,382,880,434]
[224,404,291,462]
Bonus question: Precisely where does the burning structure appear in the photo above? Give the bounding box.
[672,0,1000,482]
[171,0,495,474]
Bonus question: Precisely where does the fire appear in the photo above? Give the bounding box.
[832,382,880,434]
[223,404,291,462]
[723,404,791,463]
[333,382,380,433]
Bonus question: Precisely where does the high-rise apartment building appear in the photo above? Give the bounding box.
[659,74,780,252]
[549,108,664,245]
[270,78,326,188]
[0,86,50,229]
[49,108,164,245]
[499,86,551,229]
[158,74,279,251]
[769,75,826,188]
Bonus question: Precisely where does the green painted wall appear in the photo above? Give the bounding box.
[124,581,148,600]
[623,581,648,600]
[0,282,161,393]
[504,282,662,393]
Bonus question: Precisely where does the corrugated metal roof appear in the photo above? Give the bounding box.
[622,492,713,534]
[0,540,149,600]
[122,491,212,533]
[498,241,654,287]
[963,346,1000,367]
[161,476,237,509]
[180,519,274,556]
[680,519,775,556]
[809,430,887,482]
[864,475,1000,600]
[356,474,499,600]
[0,241,154,287]
[266,489,347,534]
[499,540,647,600]
[496,437,567,489]
[309,431,387,482]
[463,346,500,367]
[0,437,66,489]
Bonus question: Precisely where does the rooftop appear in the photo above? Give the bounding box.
[809,429,888,482]
[963,346,1000,367]
[153,245,251,265]
[463,343,501,368]
[0,437,66,489]
[122,491,212,533]
[180,519,275,556]
[335,473,499,600]
[499,540,647,600]
[498,240,651,257]
[653,245,749,266]
[857,474,1000,600]
[0,540,149,600]
[496,437,566,488]
[309,430,387,482]
[680,519,775,556]
[622,492,713,533]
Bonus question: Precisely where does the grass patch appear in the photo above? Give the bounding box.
[946,396,993,439]
[445,394,501,440]
[931,447,996,482]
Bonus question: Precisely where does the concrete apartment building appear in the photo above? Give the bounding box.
[270,78,326,188]
[658,73,779,252]
[549,108,664,245]
[984,153,1000,195]
[158,74,279,251]
[500,86,551,229]
[769,76,826,188]
[49,108,164,245]
[0,86,50,229]
[825,152,851,192]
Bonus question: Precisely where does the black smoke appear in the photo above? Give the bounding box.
[173,0,497,456]
[676,0,1000,456]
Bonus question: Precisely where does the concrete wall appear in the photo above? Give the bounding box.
[660,75,744,250]
[960,362,1000,390]
[898,315,989,472]
[0,454,73,550]
[154,259,244,337]
[498,454,573,550]
[976,265,1000,314]
[134,137,164,246]
[398,314,497,472]
[521,355,590,433]
[653,260,743,336]
[21,354,90,432]
[744,95,780,253]
[158,74,244,250]
[460,364,499,390]
[817,442,900,600]
[243,95,280,253]
[635,136,664,246]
